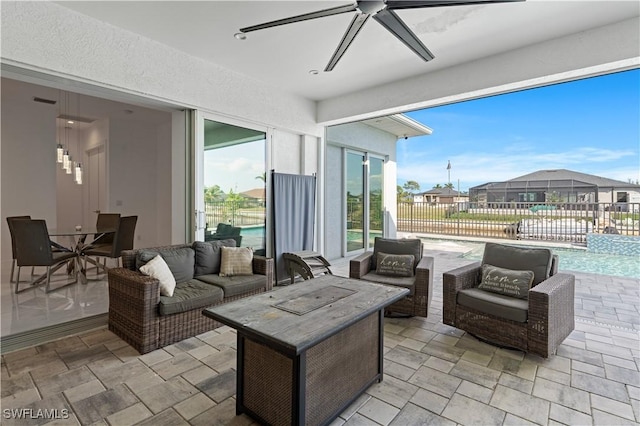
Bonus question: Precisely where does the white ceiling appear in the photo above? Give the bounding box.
[56,1,640,102]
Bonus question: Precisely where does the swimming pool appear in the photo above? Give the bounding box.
[426,238,640,279]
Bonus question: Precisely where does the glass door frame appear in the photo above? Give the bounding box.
[193,111,272,248]
[343,149,386,256]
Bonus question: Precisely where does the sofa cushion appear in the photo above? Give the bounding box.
[478,264,534,299]
[458,287,529,323]
[482,242,552,286]
[158,279,223,316]
[220,247,254,277]
[140,255,176,297]
[137,247,195,284]
[376,252,415,277]
[196,274,266,298]
[193,239,237,276]
[372,237,422,273]
[361,271,415,296]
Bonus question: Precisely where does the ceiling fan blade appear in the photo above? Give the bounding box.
[324,12,370,72]
[240,3,358,33]
[373,9,434,62]
[385,0,525,11]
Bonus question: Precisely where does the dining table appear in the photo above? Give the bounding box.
[48,227,116,284]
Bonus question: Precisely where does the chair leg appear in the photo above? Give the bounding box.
[10,259,16,283]
[14,266,21,293]
[45,262,78,293]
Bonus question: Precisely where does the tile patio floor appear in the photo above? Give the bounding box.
[2,248,639,425]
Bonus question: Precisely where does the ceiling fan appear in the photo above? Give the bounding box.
[237,0,523,72]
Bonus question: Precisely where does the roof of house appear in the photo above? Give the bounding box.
[471,169,640,190]
[240,188,265,199]
[417,188,467,196]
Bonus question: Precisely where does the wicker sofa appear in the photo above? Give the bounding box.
[443,242,575,358]
[107,240,274,354]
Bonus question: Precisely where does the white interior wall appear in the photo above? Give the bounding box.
[156,122,173,247]
[0,83,58,262]
[108,118,172,249]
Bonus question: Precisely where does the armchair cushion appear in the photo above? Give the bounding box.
[372,237,422,272]
[482,243,552,285]
[361,271,415,295]
[376,252,415,277]
[140,255,176,297]
[478,264,534,299]
[458,287,529,323]
[193,239,237,276]
[137,247,195,284]
[158,279,223,316]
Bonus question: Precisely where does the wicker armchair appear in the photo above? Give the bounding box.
[443,242,575,358]
[349,237,433,317]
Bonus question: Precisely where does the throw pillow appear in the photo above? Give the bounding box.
[136,247,195,283]
[478,264,534,299]
[140,255,177,297]
[376,252,415,277]
[193,239,237,276]
[220,246,254,277]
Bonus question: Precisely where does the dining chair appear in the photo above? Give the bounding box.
[12,219,79,293]
[91,213,121,247]
[82,215,137,277]
[7,216,73,283]
[7,215,31,283]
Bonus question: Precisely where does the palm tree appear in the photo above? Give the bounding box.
[432,184,443,189]
[204,185,224,203]
[255,172,266,183]
[444,183,454,189]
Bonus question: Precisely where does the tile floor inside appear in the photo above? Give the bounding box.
[1,244,639,425]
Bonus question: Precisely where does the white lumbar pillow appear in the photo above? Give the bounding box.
[140,254,176,297]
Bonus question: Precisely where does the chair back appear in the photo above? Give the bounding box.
[372,237,423,272]
[114,216,138,255]
[12,219,54,266]
[96,213,121,244]
[6,215,31,259]
[481,242,553,286]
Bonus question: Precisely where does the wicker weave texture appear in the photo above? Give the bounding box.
[349,252,433,318]
[305,313,379,425]
[109,244,274,354]
[243,338,293,426]
[442,259,575,358]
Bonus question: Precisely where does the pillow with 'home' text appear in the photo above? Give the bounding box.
[478,264,534,299]
[376,252,415,277]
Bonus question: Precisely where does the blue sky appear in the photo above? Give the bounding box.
[398,69,640,193]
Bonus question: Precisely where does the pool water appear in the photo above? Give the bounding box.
[456,241,639,278]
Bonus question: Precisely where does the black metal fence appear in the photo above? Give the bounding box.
[205,200,265,229]
[397,202,640,244]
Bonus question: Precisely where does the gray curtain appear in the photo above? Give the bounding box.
[272,172,316,284]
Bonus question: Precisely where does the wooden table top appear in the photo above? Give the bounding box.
[203,275,408,356]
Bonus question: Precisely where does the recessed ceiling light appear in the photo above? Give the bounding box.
[67,120,74,124]
[234,32,247,40]
[309,70,319,75]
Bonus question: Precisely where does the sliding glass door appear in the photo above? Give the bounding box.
[195,113,268,254]
[345,151,385,253]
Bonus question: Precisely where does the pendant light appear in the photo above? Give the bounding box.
[75,163,83,184]
[63,149,70,170]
